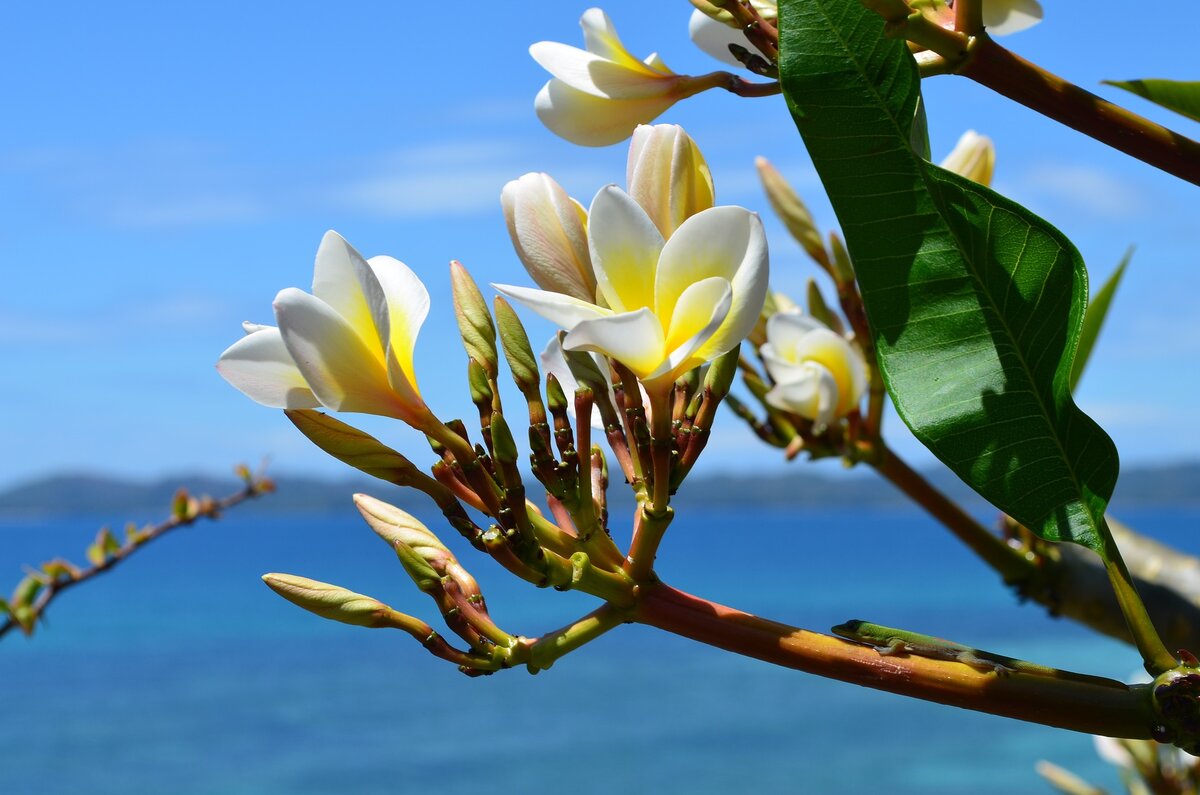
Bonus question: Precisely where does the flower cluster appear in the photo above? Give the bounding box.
[497,124,767,396]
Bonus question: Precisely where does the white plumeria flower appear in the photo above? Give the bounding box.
[939,130,995,186]
[217,231,435,428]
[497,185,768,395]
[983,0,1043,35]
[501,172,596,302]
[531,8,714,147]
[627,124,715,239]
[760,312,867,432]
[688,1,778,68]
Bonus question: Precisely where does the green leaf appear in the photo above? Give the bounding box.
[1070,249,1131,391]
[1103,79,1200,124]
[778,0,1119,553]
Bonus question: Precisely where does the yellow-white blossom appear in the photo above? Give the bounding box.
[940,130,995,186]
[498,185,768,393]
[501,173,596,302]
[531,9,713,147]
[760,312,867,431]
[626,124,715,239]
[217,231,434,428]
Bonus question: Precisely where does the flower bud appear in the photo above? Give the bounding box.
[756,157,827,266]
[494,296,542,395]
[939,130,995,186]
[450,261,498,378]
[501,173,596,302]
[262,573,396,628]
[627,124,715,238]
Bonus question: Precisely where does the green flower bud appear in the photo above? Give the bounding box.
[451,261,498,379]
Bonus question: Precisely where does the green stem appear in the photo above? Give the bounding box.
[1101,520,1178,674]
[525,604,627,672]
[959,36,1200,186]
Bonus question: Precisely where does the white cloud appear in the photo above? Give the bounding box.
[1004,162,1147,220]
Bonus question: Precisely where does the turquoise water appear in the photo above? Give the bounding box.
[2,499,1192,794]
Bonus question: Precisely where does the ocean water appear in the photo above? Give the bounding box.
[2,497,1193,795]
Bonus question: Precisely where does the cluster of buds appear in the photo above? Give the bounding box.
[216,124,761,671]
[1039,733,1200,795]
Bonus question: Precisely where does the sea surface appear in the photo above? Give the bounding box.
[2,496,1194,794]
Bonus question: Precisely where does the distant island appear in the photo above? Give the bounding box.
[2,460,1197,520]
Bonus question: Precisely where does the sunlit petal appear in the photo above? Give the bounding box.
[562,308,666,378]
[273,288,400,418]
[656,205,768,360]
[366,255,428,396]
[765,361,839,430]
[502,173,595,301]
[588,185,664,313]
[688,9,749,67]
[764,312,828,358]
[494,283,612,329]
[627,124,715,238]
[578,7,653,69]
[311,231,376,339]
[529,42,672,98]
[790,327,867,416]
[662,277,733,374]
[983,0,1043,35]
[535,80,678,147]
[216,325,321,410]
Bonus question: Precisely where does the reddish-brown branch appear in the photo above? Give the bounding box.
[636,582,1156,737]
[961,37,1200,186]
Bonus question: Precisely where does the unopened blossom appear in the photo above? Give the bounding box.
[217,231,434,428]
[501,173,595,302]
[626,124,714,238]
[760,312,867,432]
[498,185,768,393]
[531,8,717,146]
[940,130,995,186]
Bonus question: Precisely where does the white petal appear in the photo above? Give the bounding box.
[562,308,666,379]
[764,312,827,360]
[1092,736,1134,769]
[534,80,677,147]
[655,206,769,361]
[502,173,595,301]
[216,325,320,410]
[494,283,611,330]
[662,276,732,373]
[311,231,376,337]
[578,7,657,70]
[688,9,750,67]
[983,0,1043,35]
[540,336,607,430]
[366,255,428,397]
[765,360,839,430]
[529,41,673,99]
[790,328,867,416]
[273,288,403,418]
[587,185,664,313]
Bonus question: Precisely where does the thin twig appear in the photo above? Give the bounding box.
[0,476,274,640]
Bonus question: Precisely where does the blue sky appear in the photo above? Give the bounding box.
[1,2,1197,489]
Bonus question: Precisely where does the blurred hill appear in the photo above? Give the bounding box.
[2,460,1197,519]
